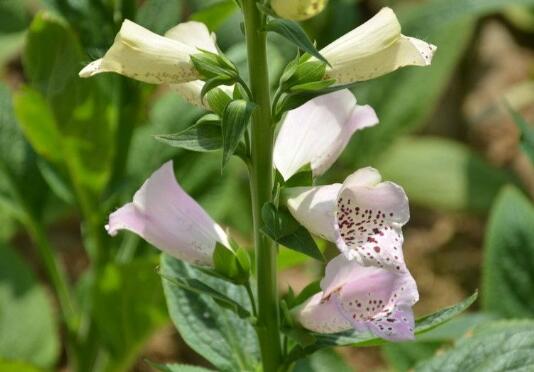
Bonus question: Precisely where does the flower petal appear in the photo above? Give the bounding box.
[106,161,229,265]
[164,21,218,53]
[296,255,419,340]
[319,7,436,84]
[274,90,378,181]
[332,256,418,340]
[335,167,410,271]
[324,35,437,84]
[79,20,199,84]
[285,184,341,242]
[293,292,352,334]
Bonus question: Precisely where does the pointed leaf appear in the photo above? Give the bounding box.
[222,100,255,167]
[155,116,222,152]
[265,18,329,65]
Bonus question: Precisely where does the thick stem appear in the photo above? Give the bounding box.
[242,1,283,370]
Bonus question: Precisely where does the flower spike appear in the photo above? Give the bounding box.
[274,90,378,181]
[106,161,230,266]
[295,254,418,341]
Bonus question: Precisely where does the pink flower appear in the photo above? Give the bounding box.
[295,254,418,341]
[106,161,230,266]
[273,90,378,181]
[285,167,409,272]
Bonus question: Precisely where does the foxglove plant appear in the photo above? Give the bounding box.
[79,2,473,370]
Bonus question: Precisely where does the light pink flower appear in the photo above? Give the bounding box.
[285,167,409,272]
[273,90,378,181]
[295,254,418,341]
[106,161,229,265]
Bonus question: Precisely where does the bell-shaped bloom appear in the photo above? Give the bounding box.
[295,254,418,341]
[274,90,378,181]
[105,161,230,266]
[271,0,328,21]
[80,20,229,109]
[318,7,437,84]
[285,167,409,272]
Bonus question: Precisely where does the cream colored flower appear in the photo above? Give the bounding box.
[271,0,328,21]
[318,7,437,84]
[80,20,231,109]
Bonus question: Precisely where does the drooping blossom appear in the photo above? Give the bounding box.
[273,90,378,181]
[294,254,418,341]
[285,167,409,272]
[105,161,230,266]
[271,0,328,21]
[80,20,230,109]
[318,7,437,84]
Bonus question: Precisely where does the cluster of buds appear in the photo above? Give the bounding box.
[80,5,435,341]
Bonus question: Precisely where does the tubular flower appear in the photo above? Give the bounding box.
[273,90,378,181]
[105,161,230,266]
[295,254,418,341]
[80,20,230,109]
[271,0,328,21]
[285,167,409,272]
[318,7,437,84]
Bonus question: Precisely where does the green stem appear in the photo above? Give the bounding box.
[242,1,283,370]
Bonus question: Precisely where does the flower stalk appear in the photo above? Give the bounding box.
[242,0,283,369]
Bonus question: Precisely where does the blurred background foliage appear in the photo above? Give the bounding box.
[0,0,533,371]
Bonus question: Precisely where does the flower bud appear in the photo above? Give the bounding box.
[271,0,328,21]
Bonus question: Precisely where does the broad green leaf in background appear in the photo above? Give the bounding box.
[0,244,59,368]
[148,361,215,372]
[483,186,534,318]
[221,99,255,167]
[0,82,48,220]
[20,11,116,195]
[382,313,494,372]
[0,0,29,33]
[293,348,352,372]
[191,0,238,31]
[415,320,534,371]
[136,0,183,35]
[287,292,477,363]
[161,255,260,372]
[0,360,43,372]
[375,137,511,213]
[92,257,168,371]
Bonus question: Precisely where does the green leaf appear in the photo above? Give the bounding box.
[161,255,260,372]
[155,116,223,152]
[376,137,511,213]
[265,18,328,65]
[415,320,534,371]
[147,360,215,372]
[191,51,238,81]
[0,359,43,372]
[221,99,255,167]
[0,244,59,368]
[286,292,477,363]
[483,186,534,318]
[190,0,238,31]
[92,257,168,371]
[0,0,29,33]
[261,203,324,261]
[21,11,116,195]
[508,106,534,164]
[293,348,352,372]
[206,88,232,116]
[213,243,250,285]
[136,0,182,35]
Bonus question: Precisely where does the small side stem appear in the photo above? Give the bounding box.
[242,0,283,370]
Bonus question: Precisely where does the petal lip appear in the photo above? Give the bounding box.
[274,90,378,181]
[334,167,410,271]
[106,161,229,266]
